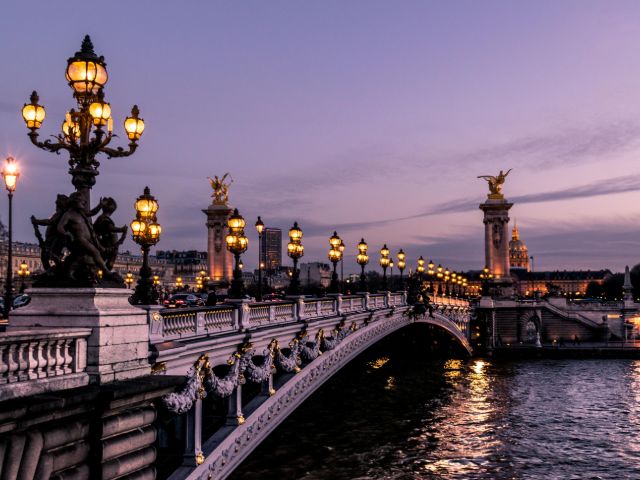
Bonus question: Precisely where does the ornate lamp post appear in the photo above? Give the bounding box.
[436,264,444,296]
[417,256,425,283]
[379,244,390,291]
[226,209,248,299]
[287,222,304,295]
[444,268,451,296]
[397,250,406,290]
[130,187,161,305]
[339,240,346,293]
[125,272,134,289]
[356,238,369,292]
[22,36,145,286]
[255,216,264,301]
[17,261,30,293]
[427,260,435,293]
[175,276,183,291]
[328,232,342,294]
[2,157,19,318]
[479,265,493,296]
[451,272,458,296]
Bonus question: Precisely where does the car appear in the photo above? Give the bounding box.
[13,295,31,309]
[163,293,204,308]
[262,293,284,302]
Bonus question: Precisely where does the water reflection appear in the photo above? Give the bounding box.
[232,344,640,480]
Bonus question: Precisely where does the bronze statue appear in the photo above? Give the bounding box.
[478,169,512,197]
[207,173,233,205]
[55,192,109,282]
[93,197,127,270]
[31,194,70,269]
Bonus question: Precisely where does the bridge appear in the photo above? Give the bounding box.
[154,292,470,479]
[0,290,471,480]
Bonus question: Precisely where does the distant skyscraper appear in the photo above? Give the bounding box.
[261,228,282,270]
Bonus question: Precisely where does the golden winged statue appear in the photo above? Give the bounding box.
[207,173,233,205]
[477,169,512,198]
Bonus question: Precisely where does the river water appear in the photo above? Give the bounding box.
[230,326,640,480]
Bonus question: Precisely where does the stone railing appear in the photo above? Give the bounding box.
[430,294,470,308]
[0,329,91,400]
[152,293,413,344]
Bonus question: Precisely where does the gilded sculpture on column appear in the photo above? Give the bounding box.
[478,169,512,199]
[208,173,233,205]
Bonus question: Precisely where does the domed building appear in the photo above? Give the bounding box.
[509,224,530,271]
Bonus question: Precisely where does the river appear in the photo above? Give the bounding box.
[230,326,640,480]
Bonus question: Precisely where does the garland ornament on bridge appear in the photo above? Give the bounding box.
[161,323,359,415]
[24,35,145,286]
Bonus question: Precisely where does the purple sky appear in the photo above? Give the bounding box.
[1,1,640,274]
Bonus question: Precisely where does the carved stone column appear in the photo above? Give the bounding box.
[203,203,233,285]
[479,196,513,295]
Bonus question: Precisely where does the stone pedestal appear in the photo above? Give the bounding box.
[203,203,233,284]
[479,196,513,295]
[8,288,150,384]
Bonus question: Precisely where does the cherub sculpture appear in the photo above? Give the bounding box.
[93,197,127,270]
[56,192,109,281]
[31,194,70,269]
[478,169,512,197]
[207,173,233,205]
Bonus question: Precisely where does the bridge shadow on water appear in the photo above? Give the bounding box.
[227,323,468,480]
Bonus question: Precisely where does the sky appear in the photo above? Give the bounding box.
[1,1,640,274]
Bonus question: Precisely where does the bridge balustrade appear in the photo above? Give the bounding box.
[0,328,91,400]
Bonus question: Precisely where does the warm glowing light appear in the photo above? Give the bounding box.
[1,157,20,193]
[22,91,45,130]
[124,105,145,141]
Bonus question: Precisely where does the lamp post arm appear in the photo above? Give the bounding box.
[100,141,138,159]
[28,132,70,155]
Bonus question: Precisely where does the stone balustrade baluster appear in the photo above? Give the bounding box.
[7,344,18,382]
[17,343,29,381]
[62,339,73,374]
[0,344,8,384]
[27,341,38,380]
[36,341,47,378]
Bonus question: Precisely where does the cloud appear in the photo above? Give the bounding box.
[443,120,640,172]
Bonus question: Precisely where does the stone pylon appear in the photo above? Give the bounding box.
[623,265,634,308]
[479,192,513,294]
[203,203,233,284]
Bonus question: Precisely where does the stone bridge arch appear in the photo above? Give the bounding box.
[165,306,471,480]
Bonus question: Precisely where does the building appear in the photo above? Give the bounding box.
[509,224,530,271]
[511,269,611,297]
[300,262,331,288]
[156,250,208,288]
[261,228,282,271]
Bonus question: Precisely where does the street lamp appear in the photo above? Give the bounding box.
[175,276,183,290]
[356,238,369,292]
[328,232,342,294]
[125,272,134,289]
[130,187,161,305]
[397,249,406,290]
[379,244,390,291]
[427,259,435,293]
[287,222,304,295]
[22,36,145,286]
[480,265,493,296]
[17,261,30,293]
[417,256,425,283]
[444,268,451,296]
[2,157,19,318]
[226,209,248,299]
[255,216,264,301]
[339,240,346,293]
[436,264,444,296]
